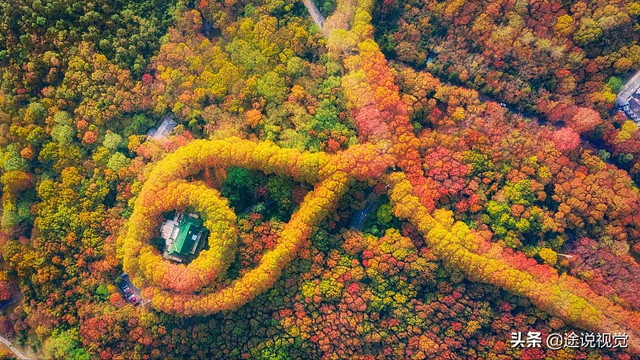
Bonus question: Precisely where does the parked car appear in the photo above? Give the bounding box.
[127,294,140,305]
[121,284,132,295]
[118,273,141,305]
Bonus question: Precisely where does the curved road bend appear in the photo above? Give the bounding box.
[0,335,35,360]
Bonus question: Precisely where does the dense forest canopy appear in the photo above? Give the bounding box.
[0,0,639,359]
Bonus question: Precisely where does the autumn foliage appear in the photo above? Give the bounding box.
[2,0,640,358]
[114,1,640,356]
[120,137,393,315]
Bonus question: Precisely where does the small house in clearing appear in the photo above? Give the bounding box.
[161,212,208,263]
[616,71,640,125]
[147,114,177,140]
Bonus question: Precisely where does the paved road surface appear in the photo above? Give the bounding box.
[302,0,325,29]
[0,335,35,360]
[350,190,380,230]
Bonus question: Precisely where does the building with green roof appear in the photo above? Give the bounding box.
[163,212,208,262]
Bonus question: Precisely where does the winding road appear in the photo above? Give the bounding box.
[301,0,635,182]
[301,0,540,125]
[0,335,35,360]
